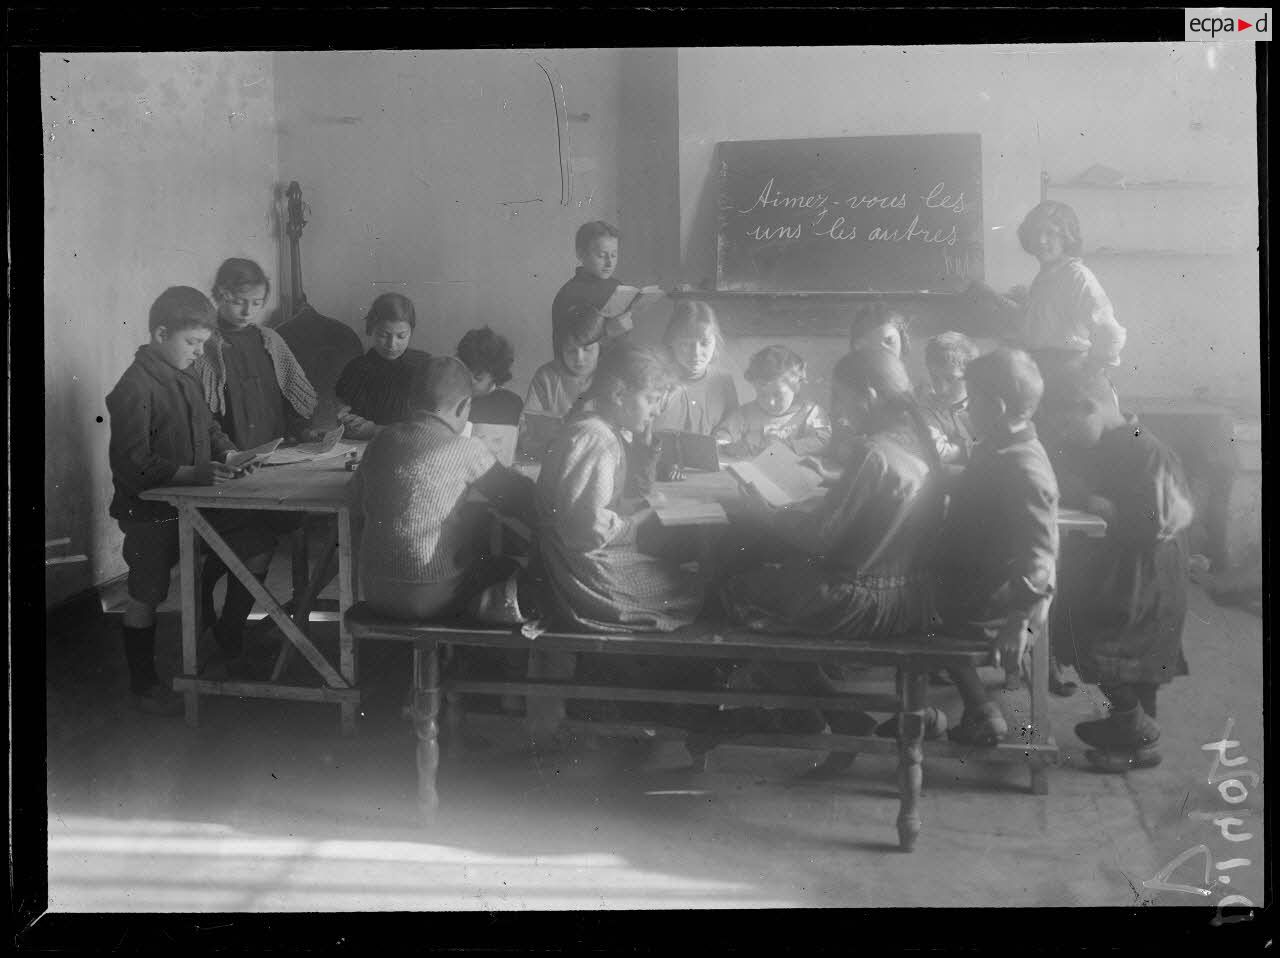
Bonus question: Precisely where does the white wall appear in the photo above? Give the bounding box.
[273,50,648,394]
[677,44,1259,405]
[42,52,279,605]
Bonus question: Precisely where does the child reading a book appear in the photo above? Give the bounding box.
[918,331,981,465]
[1038,367,1192,771]
[653,299,739,435]
[347,356,536,621]
[550,221,632,341]
[716,348,945,734]
[457,326,523,427]
[519,304,606,459]
[534,342,704,633]
[849,300,911,360]
[107,287,278,713]
[934,348,1060,746]
[713,345,830,459]
[335,292,431,439]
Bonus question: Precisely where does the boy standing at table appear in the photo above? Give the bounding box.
[107,287,277,714]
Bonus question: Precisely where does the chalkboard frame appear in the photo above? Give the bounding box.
[714,133,985,295]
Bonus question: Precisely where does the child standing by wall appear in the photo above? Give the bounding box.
[934,348,1060,745]
[918,331,981,465]
[551,221,633,342]
[348,357,536,621]
[457,326,523,427]
[1039,368,1192,771]
[653,299,739,435]
[713,345,830,458]
[106,287,277,713]
[534,342,703,633]
[335,293,431,439]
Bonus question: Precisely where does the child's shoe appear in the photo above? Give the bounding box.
[873,707,949,741]
[132,683,184,717]
[947,703,1008,747]
[1085,746,1163,773]
[469,575,526,625]
[1074,706,1160,750]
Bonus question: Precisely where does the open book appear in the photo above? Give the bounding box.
[599,284,666,319]
[646,490,728,528]
[725,444,827,509]
[226,438,283,470]
[264,425,349,465]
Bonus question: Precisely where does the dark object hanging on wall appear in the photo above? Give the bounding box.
[274,181,363,429]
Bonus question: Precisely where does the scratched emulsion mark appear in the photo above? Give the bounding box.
[1142,718,1260,923]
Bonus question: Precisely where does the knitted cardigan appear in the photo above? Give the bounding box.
[194,324,318,419]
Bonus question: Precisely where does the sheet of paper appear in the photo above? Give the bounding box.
[472,423,518,467]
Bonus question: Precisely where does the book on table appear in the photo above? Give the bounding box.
[646,491,729,527]
[226,438,283,470]
[724,443,827,509]
[265,425,352,465]
[655,429,720,472]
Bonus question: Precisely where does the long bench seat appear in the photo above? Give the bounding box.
[346,604,1058,851]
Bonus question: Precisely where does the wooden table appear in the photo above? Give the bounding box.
[141,454,362,734]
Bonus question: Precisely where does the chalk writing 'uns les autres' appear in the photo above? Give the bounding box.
[1142,718,1258,921]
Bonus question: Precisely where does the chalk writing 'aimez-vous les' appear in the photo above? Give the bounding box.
[736,177,970,246]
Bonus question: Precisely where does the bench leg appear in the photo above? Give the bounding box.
[444,690,466,761]
[896,670,927,852]
[1030,765,1050,796]
[412,641,441,824]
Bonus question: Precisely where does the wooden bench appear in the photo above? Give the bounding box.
[347,604,1059,851]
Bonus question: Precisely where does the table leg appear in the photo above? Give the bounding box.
[1029,611,1053,796]
[337,508,358,735]
[177,506,201,727]
[413,641,441,823]
[896,669,927,852]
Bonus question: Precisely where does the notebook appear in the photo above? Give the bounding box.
[655,430,721,472]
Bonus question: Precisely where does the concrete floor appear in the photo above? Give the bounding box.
[45,545,1264,911]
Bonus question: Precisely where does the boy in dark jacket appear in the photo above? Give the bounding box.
[935,348,1060,746]
[106,287,276,714]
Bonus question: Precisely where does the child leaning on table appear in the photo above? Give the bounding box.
[106,287,278,715]
[713,345,830,459]
[933,347,1060,746]
[1037,366,1192,772]
[335,292,431,439]
[191,257,321,666]
[347,356,537,622]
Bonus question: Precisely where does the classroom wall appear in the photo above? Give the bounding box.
[42,53,280,606]
[676,45,1260,406]
[273,49,679,395]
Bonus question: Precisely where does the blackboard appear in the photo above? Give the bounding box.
[716,134,984,293]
